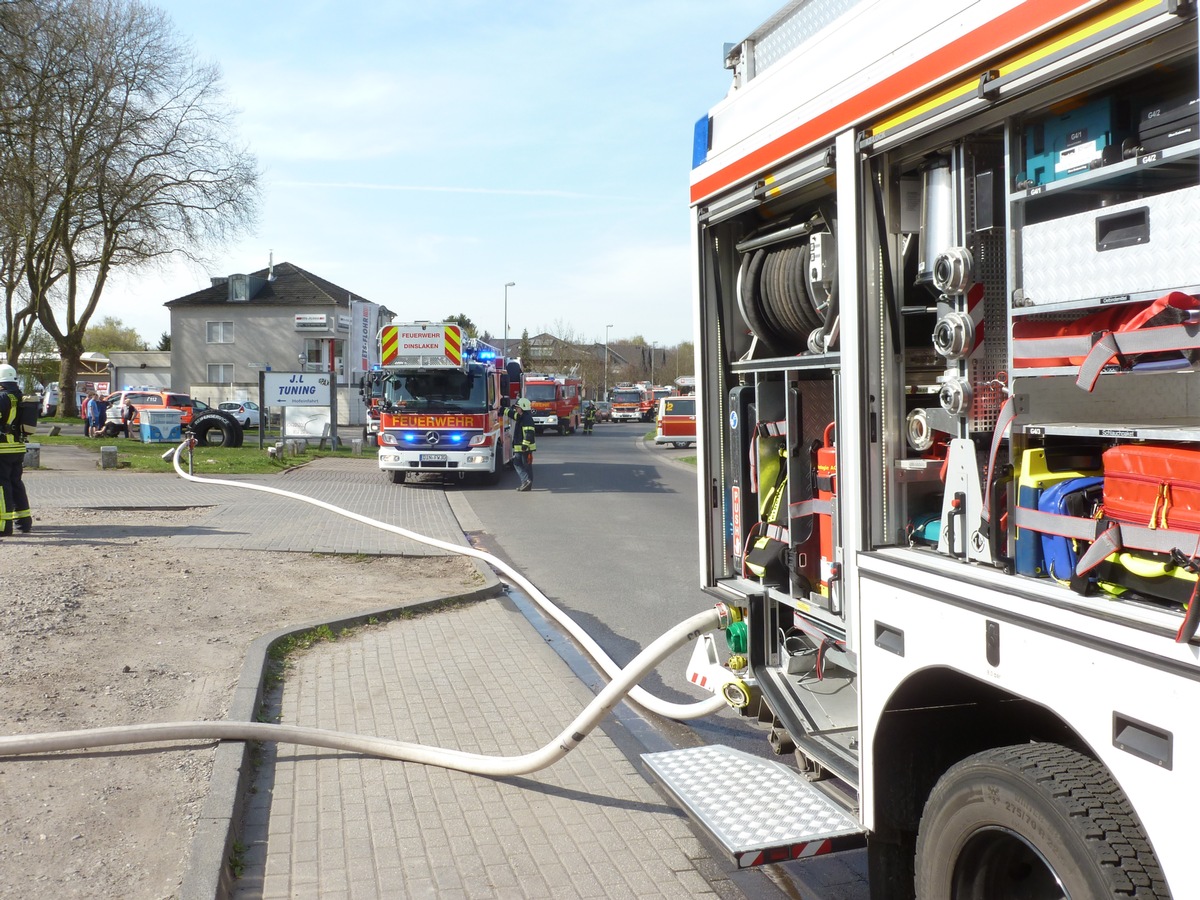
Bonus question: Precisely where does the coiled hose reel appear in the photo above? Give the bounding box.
[737,225,838,355]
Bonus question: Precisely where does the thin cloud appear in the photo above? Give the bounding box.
[270,180,619,200]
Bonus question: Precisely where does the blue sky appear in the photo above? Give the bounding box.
[102,1,781,349]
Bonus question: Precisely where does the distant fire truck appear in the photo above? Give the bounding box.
[610,383,654,422]
[522,372,582,435]
[374,322,517,484]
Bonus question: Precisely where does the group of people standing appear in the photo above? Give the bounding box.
[80,391,108,437]
[80,391,136,438]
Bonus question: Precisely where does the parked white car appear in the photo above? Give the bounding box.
[218,400,261,428]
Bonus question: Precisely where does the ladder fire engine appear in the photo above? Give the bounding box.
[647,3,1200,897]
[374,322,516,484]
[521,372,583,434]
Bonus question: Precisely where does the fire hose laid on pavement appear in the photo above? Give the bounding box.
[0,440,730,775]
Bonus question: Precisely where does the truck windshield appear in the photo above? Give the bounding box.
[612,390,642,403]
[523,384,558,402]
[383,370,487,412]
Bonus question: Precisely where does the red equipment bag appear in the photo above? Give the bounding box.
[1102,443,1200,534]
[1012,291,1200,388]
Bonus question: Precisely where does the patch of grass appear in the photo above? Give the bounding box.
[228,839,247,878]
[269,624,338,661]
[679,455,697,466]
[263,624,341,691]
[29,429,371,474]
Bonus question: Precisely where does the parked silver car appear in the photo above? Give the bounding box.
[218,400,261,428]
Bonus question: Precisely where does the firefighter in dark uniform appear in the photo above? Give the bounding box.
[582,401,597,434]
[0,363,33,535]
[511,397,537,491]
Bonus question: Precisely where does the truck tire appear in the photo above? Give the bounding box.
[915,742,1168,900]
[390,469,406,485]
[191,411,244,448]
[558,420,567,435]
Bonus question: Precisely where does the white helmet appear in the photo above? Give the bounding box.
[0,363,16,382]
[516,397,532,411]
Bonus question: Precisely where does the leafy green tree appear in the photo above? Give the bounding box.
[518,328,532,365]
[157,332,171,351]
[84,316,144,354]
[444,313,477,337]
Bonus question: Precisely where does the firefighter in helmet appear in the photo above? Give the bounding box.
[0,363,33,535]
[511,397,537,491]
[582,401,597,435]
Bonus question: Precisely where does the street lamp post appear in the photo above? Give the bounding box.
[604,324,614,399]
[503,282,515,355]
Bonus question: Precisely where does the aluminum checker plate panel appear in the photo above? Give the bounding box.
[643,744,864,865]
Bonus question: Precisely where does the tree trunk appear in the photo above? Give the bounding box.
[56,350,83,419]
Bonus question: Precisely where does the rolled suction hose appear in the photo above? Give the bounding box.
[0,605,730,774]
[166,442,729,721]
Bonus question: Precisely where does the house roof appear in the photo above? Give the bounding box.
[164,261,370,309]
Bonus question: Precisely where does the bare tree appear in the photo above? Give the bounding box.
[544,319,605,398]
[0,0,259,414]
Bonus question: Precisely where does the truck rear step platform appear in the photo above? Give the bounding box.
[642,744,866,868]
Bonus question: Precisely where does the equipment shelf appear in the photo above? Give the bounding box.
[1009,139,1200,205]
[731,352,840,375]
[1018,418,1200,442]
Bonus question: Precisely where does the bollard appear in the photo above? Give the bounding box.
[24,443,41,469]
[100,445,119,469]
[48,425,61,437]
[274,441,285,457]
[351,438,363,455]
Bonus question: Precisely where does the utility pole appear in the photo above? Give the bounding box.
[503,282,515,355]
[604,324,613,398]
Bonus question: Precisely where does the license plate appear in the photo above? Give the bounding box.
[420,453,448,462]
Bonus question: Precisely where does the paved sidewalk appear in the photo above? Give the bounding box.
[234,601,733,900]
[24,446,756,899]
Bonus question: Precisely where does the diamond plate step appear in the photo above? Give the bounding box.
[643,744,866,868]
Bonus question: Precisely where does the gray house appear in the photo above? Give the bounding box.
[166,261,392,424]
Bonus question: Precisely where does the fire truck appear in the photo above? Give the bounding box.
[374,322,516,484]
[610,382,655,422]
[645,3,1200,897]
[521,372,583,434]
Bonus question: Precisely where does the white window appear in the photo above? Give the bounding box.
[207,321,234,343]
[208,364,234,383]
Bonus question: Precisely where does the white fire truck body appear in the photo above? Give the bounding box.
[647,2,1200,895]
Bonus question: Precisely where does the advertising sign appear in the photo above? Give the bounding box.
[263,372,331,406]
[294,314,329,331]
[349,301,377,375]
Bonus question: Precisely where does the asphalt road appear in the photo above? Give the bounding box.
[445,420,871,899]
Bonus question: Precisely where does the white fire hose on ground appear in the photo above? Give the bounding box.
[0,441,731,774]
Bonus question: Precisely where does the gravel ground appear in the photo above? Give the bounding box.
[0,507,481,900]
